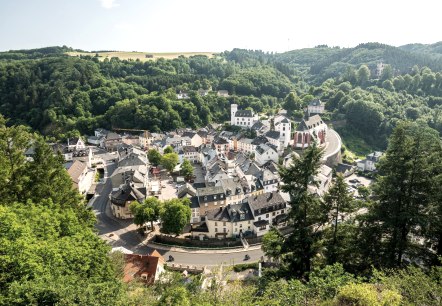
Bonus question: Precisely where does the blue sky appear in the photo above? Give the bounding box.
[0,0,440,52]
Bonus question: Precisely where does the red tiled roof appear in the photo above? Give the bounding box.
[123,252,164,284]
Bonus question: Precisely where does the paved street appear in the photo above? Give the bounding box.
[88,147,264,267]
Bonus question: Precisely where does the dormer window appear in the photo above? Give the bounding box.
[204,196,207,201]
[214,195,217,200]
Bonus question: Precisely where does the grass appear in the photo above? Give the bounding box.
[66,51,217,62]
[335,126,375,159]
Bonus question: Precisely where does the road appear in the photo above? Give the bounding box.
[88,147,264,266]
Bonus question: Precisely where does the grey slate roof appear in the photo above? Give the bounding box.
[213,137,228,145]
[309,99,323,107]
[251,136,268,146]
[197,186,225,204]
[110,183,145,207]
[206,202,254,222]
[296,115,324,131]
[248,191,286,214]
[265,130,281,140]
[235,110,254,117]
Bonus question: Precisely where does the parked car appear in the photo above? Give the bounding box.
[349,179,360,184]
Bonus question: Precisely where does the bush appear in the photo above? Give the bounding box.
[233,262,259,272]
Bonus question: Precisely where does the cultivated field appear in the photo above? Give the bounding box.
[66,51,217,61]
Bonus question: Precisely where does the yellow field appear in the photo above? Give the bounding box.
[66,51,217,61]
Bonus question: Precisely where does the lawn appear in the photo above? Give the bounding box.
[335,126,375,160]
[66,51,217,62]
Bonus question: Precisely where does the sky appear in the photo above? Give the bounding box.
[0,0,441,53]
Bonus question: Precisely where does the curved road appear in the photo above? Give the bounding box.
[89,149,264,267]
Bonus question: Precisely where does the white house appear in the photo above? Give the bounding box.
[255,144,278,166]
[259,169,279,193]
[264,130,282,153]
[357,151,383,172]
[248,191,289,236]
[274,116,292,148]
[182,146,200,163]
[307,99,325,115]
[67,138,86,151]
[66,160,94,195]
[230,104,259,127]
[182,132,203,148]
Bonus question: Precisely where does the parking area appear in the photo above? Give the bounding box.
[344,173,373,198]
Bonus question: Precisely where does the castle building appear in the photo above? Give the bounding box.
[231,104,259,127]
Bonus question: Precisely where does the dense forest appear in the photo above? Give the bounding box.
[0,43,442,150]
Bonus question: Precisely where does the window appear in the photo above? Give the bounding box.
[223,222,226,226]
[215,227,218,232]
[214,195,217,200]
[248,221,251,224]
[240,224,243,228]
[223,228,226,233]
[272,212,275,216]
[266,214,269,218]
[215,222,218,226]
[204,196,207,201]
[248,226,251,230]
[258,217,261,221]
[260,225,267,230]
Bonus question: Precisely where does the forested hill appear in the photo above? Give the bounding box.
[0,43,441,149]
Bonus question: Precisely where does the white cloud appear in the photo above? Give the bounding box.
[99,0,119,9]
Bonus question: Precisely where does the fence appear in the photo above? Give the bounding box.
[153,234,243,248]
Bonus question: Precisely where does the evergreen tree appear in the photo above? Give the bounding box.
[279,143,324,279]
[370,122,441,267]
[323,174,355,264]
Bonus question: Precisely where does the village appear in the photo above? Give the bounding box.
[27,99,383,285]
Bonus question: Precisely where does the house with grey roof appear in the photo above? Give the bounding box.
[357,151,383,172]
[230,104,259,127]
[308,99,325,115]
[248,192,289,236]
[110,182,146,219]
[255,143,278,166]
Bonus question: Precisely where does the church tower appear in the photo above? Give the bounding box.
[231,104,238,125]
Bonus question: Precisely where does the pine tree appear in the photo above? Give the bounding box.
[323,174,355,264]
[371,122,441,267]
[279,143,324,278]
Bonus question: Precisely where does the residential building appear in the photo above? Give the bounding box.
[139,131,154,149]
[123,250,165,284]
[110,182,146,219]
[217,90,229,97]
[255,143,278,166]
[190,186,227,223]
[264,130,282,153]
[248,192,288,236]
[213,137,230,155]
[357,151,383,172]
[182,145,200,163]
[104,132,123,151]
[307,99,325,115]
[205,202,255,238]
[67,138,86,151]
[237,138,255,155]
[230,104,259,127]
[66,160,94,195]
[182,131,203,148]
[259,169,279,193]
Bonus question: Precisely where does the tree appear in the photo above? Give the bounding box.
[163,145,174,154]
[370,122,441,267]
[130,197,162,231]
[357,65,370,87]
[161,198,191,236]
[147,149,162,166]
[159,287,190,306]
[283,92,302,115]
[262,227,284,261]
[323,174,355,264]
[161,153,179,173]
[181,158,194,180]
[279,143,324,278]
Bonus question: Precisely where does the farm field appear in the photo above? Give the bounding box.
[66,51,217,61]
